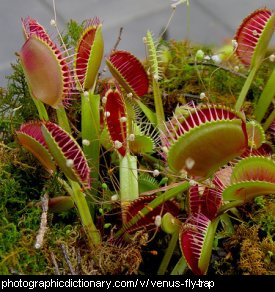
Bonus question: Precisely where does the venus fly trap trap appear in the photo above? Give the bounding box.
[0,3,274,275]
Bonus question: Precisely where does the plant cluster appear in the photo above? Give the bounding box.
[0,5,274,275]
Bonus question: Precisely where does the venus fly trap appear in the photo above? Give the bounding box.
[7,5,274,275]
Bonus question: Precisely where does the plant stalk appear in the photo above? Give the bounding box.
[70,180,101,247]
[33,99,49,121]
[255,68,275,122]
[235,65,258,111]
[119,154,139,222]
[152,77,165,133]
[170,257,187,275]
[157,229,179,275]
[263,108,275,131]
[81,91,101,192]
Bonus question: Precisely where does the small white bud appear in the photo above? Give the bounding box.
[104,111,110,118]
[102,96,107,104]
[200,92,206,100]
[50,19,56,26]
[143,36,147,43]
[66,159,74,168]
[171,3,177,9]
[111,194,119,201]
[195,49,204,61]
[232,39,238,50]
[234,66,239,72]
[253,30,258,36]
[155,215,162,227]
[185,157,195,170]
[82,139,90,146]
[153,169,160,177]
[269,54,275,62]
[204,55,211,61]
[189,179,197,186]
[120,116,127,123]
[128,134,135,141]
[127,92,133,98]
[162,146,168,153]
[114,140,122,149]
[83,91,89,97]
[211,55,221,64]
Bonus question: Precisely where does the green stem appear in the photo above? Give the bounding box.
[170,257,188,275]
[119,154,139,222]
[218,200,244,215]
[56,107,71,134]
[157,230,179,275]
[55,104,100,247]
[81,91,101,192]
[70,180,101,247]
[255,68,275,122]
[32,99,49,121]
[263,108,275,131]
[115,181,190,238]
[235,65,258,111]
[152,78,165,132]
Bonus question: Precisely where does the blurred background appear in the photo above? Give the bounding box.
[0,0,274,86]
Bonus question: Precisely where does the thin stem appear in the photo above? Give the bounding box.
[255,68,275,122]
[263,108,275,131]
[235,65,258,111]
[55,104,100,247]
[56,107,71,134]
[218,200,244,215]
[119,154,139,222]
[81,91,101,193]
[70,180,101,247]
[170,257,187,275]
[157,230,179,275]
[33,99,49,121]
[152,77,165,133]
[115,181,190,238]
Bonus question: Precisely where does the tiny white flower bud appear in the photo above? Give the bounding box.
[102,96,107,104]
[143,36,147,43]
[155,215,162,227]
[171,3,177,9]
[66,159,74,168]
[50,19,56,26]
[104,111,110,118]
[185,157,195,170]
[82,139,90,146]
[232,39,238,50]
[111,194,119,201]
[204,55,211,61]
[83,91,89,97]
[211,55,221,64]
[200,92,206,100]
[120,116,127,123]
[128,134,135,141]
[195,49,204,61]
[162,146,168,153]
[253,30,258,36]
[234,66,239,72]
[114,140,122,149]
[269,54,275,62]
[127,92,133,98]
[153,169,160,177]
